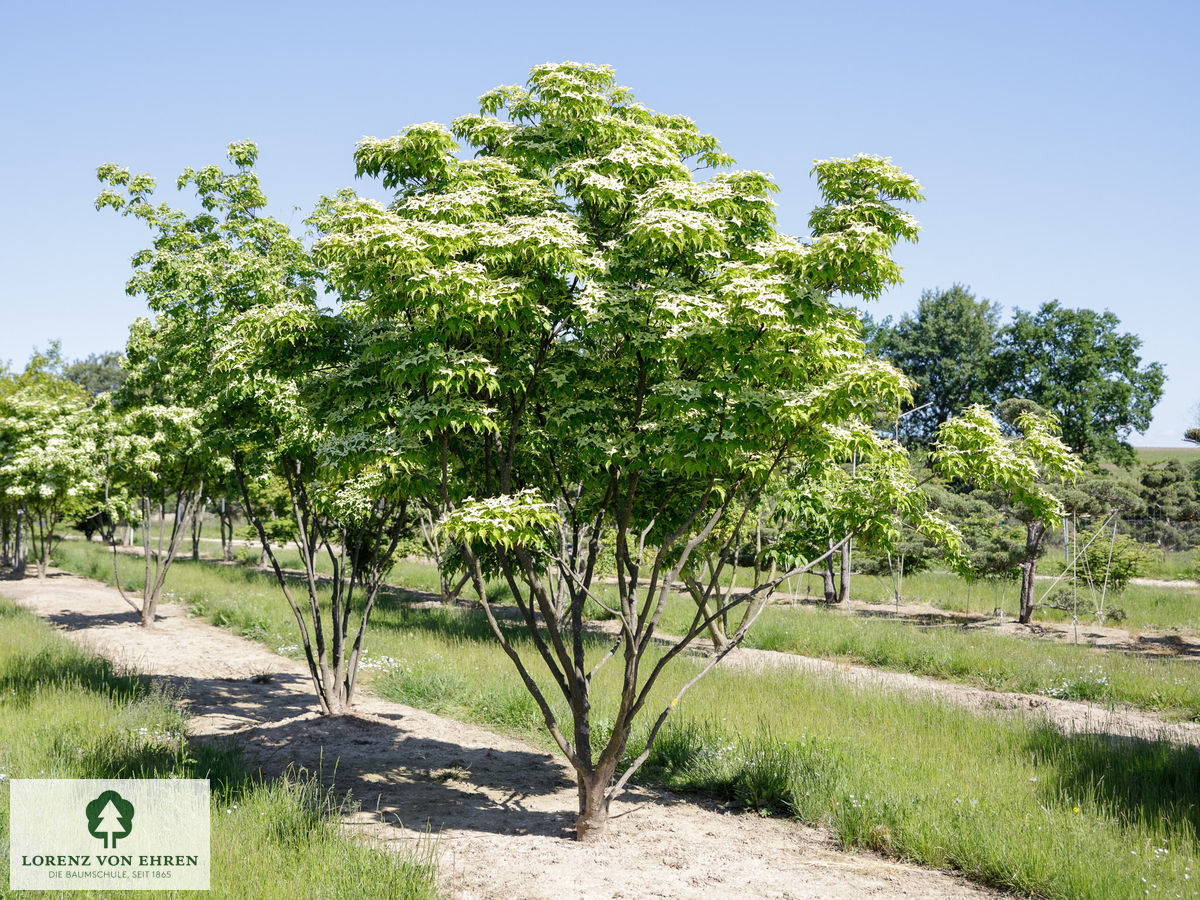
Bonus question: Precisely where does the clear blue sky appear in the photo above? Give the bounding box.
[2,0,1196,445]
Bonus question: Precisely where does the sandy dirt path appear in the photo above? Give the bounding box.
[2,571,999,899]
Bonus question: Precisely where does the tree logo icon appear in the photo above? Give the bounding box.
[86,790,135,849]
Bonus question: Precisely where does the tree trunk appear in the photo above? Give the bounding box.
[32,513,53,579]
[683,573,731,652]
[822,540,837,602]
[320,679,350,716]
[219,502,234,562]
[575,764,617,841]
[190,493,203,561]
[1018,521,1045,625]
[837,540,850,604]
[13,511,27,576]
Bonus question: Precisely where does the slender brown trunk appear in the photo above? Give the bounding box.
[321,681,350,716]
[219,501,234,562]
[1018,521,1045,625]
[13,510,27,576]
[683,572,730,652]
[822,540,836,602]
[837,540,850,604]
[190,490,203,561]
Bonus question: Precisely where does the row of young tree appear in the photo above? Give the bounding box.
[0,63,1107,839]
[859,283,1198,569]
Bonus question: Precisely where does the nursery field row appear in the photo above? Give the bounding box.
[58,542,1200,721]
[47,542,1200,899]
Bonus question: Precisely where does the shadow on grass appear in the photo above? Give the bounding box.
[1134,633,1200,660]
[0,604,144,701]
[849,607,991,628]
[1028,725,1200,833]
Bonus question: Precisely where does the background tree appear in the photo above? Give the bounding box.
[934,404,1081,625]
[98,142,416,714]
[1136,459,1200,551]
[97,397,206,626]
[995,301,1164,464]
[0,358,98,578]
[63,351,128,396]
[867,284,1002,442]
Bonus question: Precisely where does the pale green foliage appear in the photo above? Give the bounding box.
[316,61,942,835]
[103,402,206,501]
[0,376,99,575]
[0,391,97,505]
[97,141,415,709]
[933,404,1081,526]
[441,490,560,550]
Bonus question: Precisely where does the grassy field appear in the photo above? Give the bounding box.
[1136,549,1200,582]
[1136,447,1200,466]
[0,595,437,900]
[742,605,1200,717]
[48,542,1200,898]
[233,539,1200,629]
[57,540,1200,720]
[800,567,1200,631]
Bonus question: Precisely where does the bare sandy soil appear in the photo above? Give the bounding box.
[2,571,1000,899]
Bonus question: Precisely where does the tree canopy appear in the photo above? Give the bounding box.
[995,301,1163,464]
[313,60,1069,839]
[867,284,1002,441]
[869,294,1164,463]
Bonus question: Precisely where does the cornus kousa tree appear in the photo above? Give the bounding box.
[934,404,1081,624]
[94,395,207,626]
[0,367,98,578]
[314,61,996,839]
[97,143,415,714]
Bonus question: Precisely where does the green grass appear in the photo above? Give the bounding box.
[0,596,437,900]
[1133,548,1199,582]
[794,567,1200,632]
[48,542,1200,898]
[743,604,1200,718]
[55,539,1200,720]
[1136,447,1200,466]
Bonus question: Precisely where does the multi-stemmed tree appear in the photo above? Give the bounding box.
[0,357,99,578]
[94,395,207,625]
[97,143,415,714]
[83,62,1079,840]
[314,62,978,839]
